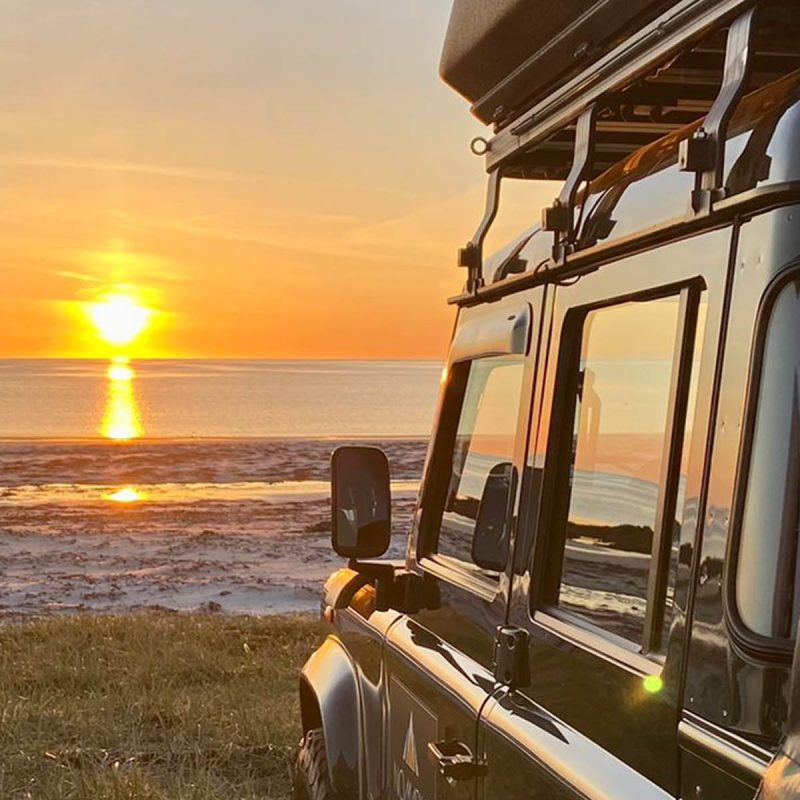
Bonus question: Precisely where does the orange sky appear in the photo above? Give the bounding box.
[0,2,557,359]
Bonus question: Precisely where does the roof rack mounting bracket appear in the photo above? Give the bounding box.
[541,104,597,266]
[678,7,755,217]
[459,169,502,294]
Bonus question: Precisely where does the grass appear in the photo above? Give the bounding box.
[0,613,324,800]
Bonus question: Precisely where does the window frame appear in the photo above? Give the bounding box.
[416,351,531,598]
[530,282,704,659]
[725,266,800,660]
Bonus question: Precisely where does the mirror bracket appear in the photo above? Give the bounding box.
[348,560,439,614]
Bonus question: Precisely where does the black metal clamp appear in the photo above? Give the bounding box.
[493,625,530,689]
[678,8,756,216]
[428,740,487,781]
[541,104,597,265]
[458,169,502,295]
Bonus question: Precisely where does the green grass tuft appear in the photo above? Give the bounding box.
[0,613,323,799]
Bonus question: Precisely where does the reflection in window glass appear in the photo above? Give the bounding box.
[558,300,681,643]
[737,279,800,640]
[579,70,800,251]
[724,76,800,197]
[436,357,524,576]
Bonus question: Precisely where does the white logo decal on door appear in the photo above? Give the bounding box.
[403,712,419,775]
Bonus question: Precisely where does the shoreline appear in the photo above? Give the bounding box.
[0,437,424,618]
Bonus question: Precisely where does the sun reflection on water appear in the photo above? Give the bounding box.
[104,487,145,503]
[108,363,134,382]
[101,358,143,440]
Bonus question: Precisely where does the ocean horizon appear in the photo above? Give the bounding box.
[0,358,442,440]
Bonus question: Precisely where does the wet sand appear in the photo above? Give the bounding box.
[0,438,426,618]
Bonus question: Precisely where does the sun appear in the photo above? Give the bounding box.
[88,293,151,346]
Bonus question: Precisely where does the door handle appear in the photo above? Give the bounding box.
[427,740,487,781]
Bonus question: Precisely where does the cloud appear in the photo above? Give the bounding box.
[0,155,247,182]
[0,153,416,202]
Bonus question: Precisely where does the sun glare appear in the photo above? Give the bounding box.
[105,487,144,503]
[101,360,143,440]
[89,294,151,346]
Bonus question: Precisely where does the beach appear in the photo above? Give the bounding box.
[0,438,428,618]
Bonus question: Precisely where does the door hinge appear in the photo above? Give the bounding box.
[493,626,530,689]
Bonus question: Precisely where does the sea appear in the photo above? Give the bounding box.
[0,359,442,439]
[0,357,440,530]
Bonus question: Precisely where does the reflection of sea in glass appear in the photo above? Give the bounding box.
[101,359,143,440]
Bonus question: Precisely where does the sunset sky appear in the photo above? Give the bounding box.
[0,1,555,359]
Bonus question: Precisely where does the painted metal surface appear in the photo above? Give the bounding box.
[382,614,492,800]
[481,688,673,800]
[679,206,800,796]
[299,636,363,798]
[494,229,731,798]
[448,301,531,364]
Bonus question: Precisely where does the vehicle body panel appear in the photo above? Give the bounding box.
[379,287,548,800]
[679,205,800,794]
[299,636,364,798]
[489,229,732,798]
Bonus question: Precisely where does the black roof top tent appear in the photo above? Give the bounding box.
[442,0,800,294]
[440,0,677,128]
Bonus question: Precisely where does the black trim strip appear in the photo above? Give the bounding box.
[533,609,663,678]
[644,286,702,654]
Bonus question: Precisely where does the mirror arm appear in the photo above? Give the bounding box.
[347,558,395,579]
[347,559,439,613]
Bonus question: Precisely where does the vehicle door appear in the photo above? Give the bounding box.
[382,288,547,800]
[478,230,733,798]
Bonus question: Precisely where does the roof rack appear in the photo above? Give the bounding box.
[487,0,749,174]
[457,0,800,292]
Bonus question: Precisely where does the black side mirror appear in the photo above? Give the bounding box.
[471,462,513,572]
[331,446,391,559]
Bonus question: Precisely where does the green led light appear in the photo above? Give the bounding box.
[643,674,664,694]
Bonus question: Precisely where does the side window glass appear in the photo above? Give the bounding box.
[736,278,800,642]
[546,293,704,653]
[430,356,525,578]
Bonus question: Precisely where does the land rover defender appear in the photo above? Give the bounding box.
[294,1,800,798]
